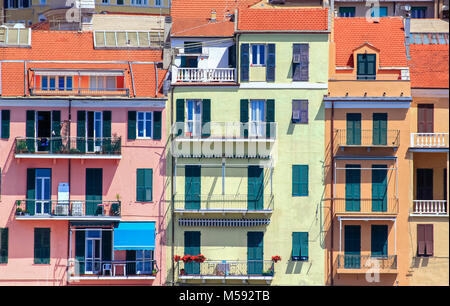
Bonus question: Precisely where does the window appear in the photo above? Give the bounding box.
[251,44,266,66]
[154,0,162,7]
[137,169,153,202]
[1,110,10,139]
[346,113,361,145]
[371,225,388,257]
[90,76,116,91]
[250,100,265,137]
[184,41,202,54]
[136,250,154,274]
[370,6,388,17]
[102,0,110,4]
[131,0,148,5]
[6,0,31,8]
[292,44,309,81]
[345,165,361,212]
[137,111,153,138]
[0,228,7,264]
[117,0,124,4]
[417,224,433,256]
[357,54,376,80]
[186,100,202,137]
[292,232,308,261]
[411,7,427,19]
[34,228,50,264]
[292,165,308,196]
[292,100,308,124]
[339,7,355,17]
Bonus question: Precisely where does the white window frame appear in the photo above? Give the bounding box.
[249,100,266,137]
[136,250,154,274]
[186,100,202,137]
[154,0,162,7]
[136,111,154,139]
[131,0,148,6]
[89,76,116,91]
[251,44,266,67]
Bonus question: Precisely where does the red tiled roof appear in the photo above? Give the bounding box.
[237,8,329,32]
[0,30,167,98]
[171,0,260,37]
[334,17,407,68]
[408,44,449,88]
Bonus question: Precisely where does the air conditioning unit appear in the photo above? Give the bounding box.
[292,111,301,123]
[72,202,84,216]
[55,203,69,216]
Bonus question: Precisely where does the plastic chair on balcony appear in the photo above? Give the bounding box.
[103,263,112,276]
[216,261,229,276]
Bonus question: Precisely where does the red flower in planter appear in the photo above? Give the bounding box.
[173,255,181,262]
[193,254,206,263]
[272,255,281,263]
[181,255,193,263]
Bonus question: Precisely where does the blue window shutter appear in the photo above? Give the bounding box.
[240,44,250,82]
[266,44,276,82]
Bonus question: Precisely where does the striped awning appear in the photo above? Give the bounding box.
[178,219,270,227]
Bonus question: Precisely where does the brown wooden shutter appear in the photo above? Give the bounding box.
[417,104,434,133]
[425,224,434,256]
[417,224,426,256]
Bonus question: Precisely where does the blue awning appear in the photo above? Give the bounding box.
[113,222,155,250]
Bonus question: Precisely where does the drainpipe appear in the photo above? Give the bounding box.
[170,80,175,286]
[66,99,72,286]
[330,99,335,286]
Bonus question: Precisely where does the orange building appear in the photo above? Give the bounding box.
[324,17,413,285]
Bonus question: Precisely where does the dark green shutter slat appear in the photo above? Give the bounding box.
[371,225,388,257]
[345,165,361,211]
[34,228,50,264]
[26,168,36,215]
[184,231,200,274]
[127,111,136,140]
[1,110,10,139]
[137,169,153,202]
[247,232,263,275]
[347,113,361,145]
[75,230,85,275]
[344,225,361,268]
[248,166,264,210]
[292,232,301,259]
[26,110,35,153]
[373,113,387,145]
[185,166,201,209]
[293,165,308,196]
[0,228,8,264]
[240,43,250,82]
[266,99,275,138]
[240,99,249,138]
[266,44,276,82]
[372,165,388,212]
[153,111,162,140]
[102,230,112,262]
[299,232,308,259]
[51,110,61,153]
[176,99,185,137]
[86,168,102,216]
[77,111,86,153]
[201,99,211,137]
[137,169,145,201]
[102,110,112,153]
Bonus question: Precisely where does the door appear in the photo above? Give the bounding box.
[345,165,361,211]
[185,166,201,209]
[85,230,101,274]
[417,104,434,133]
[248,166,264,210]
[373,113,387,145]
[344,225,361,269]
[250,100,265,137]
[87,111,102,153]
[86,168,103,216]
[371,225,388,258]
[417,169,433,200]
[184,231,200,275]
[136,250,154,275]
[248,232,264,275]
[35,169,51,215]
[186,100,202,137]
[36,111,52,152]
[346,113,361,145]
[372,165,388,212]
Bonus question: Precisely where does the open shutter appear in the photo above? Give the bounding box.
[1,110,10,139]
[102,230,112,263]
[425,224,434,256]
[26,110,35,153]
[372,165,388,212]
[417,224,426,256]
[26,168,36,215]
[299,232,308,260]
[185,166,201,209]
[184,231,201,274]
[228,44,236,68]
[265,99,275,138]
[201,99,211,137]
[0,228,8,264]
[176,99,185,137]
[127,111,136,140]
[75,230,85,275]
[240,99,249,138]
[51,110,61,153]
[347,113,361,145]
[153,111,162,140]
[299,44,309,81]
[345,165,361,211]
[371,225,388,257]
[292,232,301,260]
[240,44,250,82]
[77,111,86,152]
[266,44,276,82]
[102,110,112,152]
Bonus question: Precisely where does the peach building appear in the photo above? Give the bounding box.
[324,17,413,285]
[0,28,168,285]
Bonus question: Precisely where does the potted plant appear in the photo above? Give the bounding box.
[173,255,181,262]
[193,254,206,263]
[262,268,273,276]
[23,209,30,216]
[180,268,186,275]
[152,269,157,276]
[272,255,281,263]
[16,207,24,216]
[16,141,28,153]
[181,255,193,263]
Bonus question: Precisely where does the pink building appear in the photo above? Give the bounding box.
[0,28,168,285]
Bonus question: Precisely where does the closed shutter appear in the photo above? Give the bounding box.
[185,166,201,209]
[85,169,103,216]
[248,166,264,210]
[247,232,263,275]
[127,111,136,140]
[417,104,434,133]
[345,165,361,211]
[184,231,201,274]
[417,224,426,256]
[240,44,250,82]
[424,224,434,256]
[201,99,211,137]
[265,99,275,138]
[292,232,301,260]
[26,110,35,153]
[153,111,162,140]
[228,44,236,68]
[372,165,388,212]
[176,99,185,136]
[347,113,361,145]
[137,169,153,202]
[371,225,388,257]
[266,44,276,82]
[344,225,361,268]
[293,165,308,196]
[0,228,8,264]
[75,230,85,275]
[373,113,387,145]
[1,110,10,139]
[293,44,309,81]
[51,111,61,153]
[77,110,86,152]
[240,99,249,138]
[26,168,36,215]
[102,111,112,153]
[34,228,50,264]
[102,230,112,262]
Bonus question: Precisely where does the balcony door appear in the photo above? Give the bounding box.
[86,168,103,216]
[248,166,264,210]
[35,169,51,215]
[417,104,434,133]
[372,165,388,212]
[36,111,52,152]
[417,169,433,200]
[345,165,361,212]
[344,225,361,269]
[184,231,200,275]
[85,230,102,275]
[185,165,201,209]
[87,111,103,153]
[250,100,265,137]
[186,100,202,137]
[247,231,264,275]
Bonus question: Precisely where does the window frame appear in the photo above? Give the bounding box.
[292,100,308,124]
[292,165,309,197]
[136,168,153,202]
[136,111,154,139]
[251,44,266,67]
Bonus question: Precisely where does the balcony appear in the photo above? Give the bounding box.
[334,198,399,216]
[336,254,398,274]
[14,137,122,159]
[410,200,448,217]
[68,259,158,281]
[30,87,129,97]
[171,122,277,158]
[174,194,274,215]
[15,199,121,220]
[410,133,449,148]
[335,129,400,149]
[173,68,236,83]
[176,260,275,282]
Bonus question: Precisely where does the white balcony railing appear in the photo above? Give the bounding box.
[410,133,449,148]
[411,200,448,216]
[175,68,236,83]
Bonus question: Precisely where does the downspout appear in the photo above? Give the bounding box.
[66,99,72,286]
[330,99,335,286]
[170,81,175,286]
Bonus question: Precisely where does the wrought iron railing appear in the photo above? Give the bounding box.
[15,137,122,156]
[176,260,275,277]
[15,199,121,218]
[68,259,158,278]
[334,198,399,215]
[335,129,400,147]
[336,254,397,270]
[174,194,274,212]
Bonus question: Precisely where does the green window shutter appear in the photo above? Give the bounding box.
[185,166,201,209]
[176,99,185,137]
[228,44,236,68]
[292,165,308,196]
[75,230,85,275]
[266,99,275,138]
[240,99,249,138]
[34,228,50,264]
[85,168,103,216]
[201,99,211,137]
[299,232,309,259]
[357,54,376,80]
[0,228,8,264]
[76,111,86,153]
[101,230,112,262]
[371,225,388,257]
[102,111,111,138]
[292,232,301,260]
[1,110,10,139]
[240,43,250,82]
[184,231,201,274]
[266,43,276,82]
[345,165,361,211]
[346,113,361,145]
[127,111,136,140]
[373,113,387,145]
[26,110,35,153]
[248,166,264,210]
[344,225,361,268]
[26,168,36,215]
[247,232,264,275]
[51,110,61,153]
[137,169,153,202]
[153,111,162,140]
[372,165,388,212]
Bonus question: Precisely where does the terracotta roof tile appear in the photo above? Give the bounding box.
[408,44,449,88]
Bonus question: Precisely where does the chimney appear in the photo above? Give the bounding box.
[211,9,217,22]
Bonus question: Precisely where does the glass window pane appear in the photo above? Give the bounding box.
[259,45,265,65]
[58,77,65,90]
[66,77,73,90]
[422,34,430,44]
[49,77,56,90]
[138,120,144,137]
[252,45,258,64]
[145,113,152,138]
